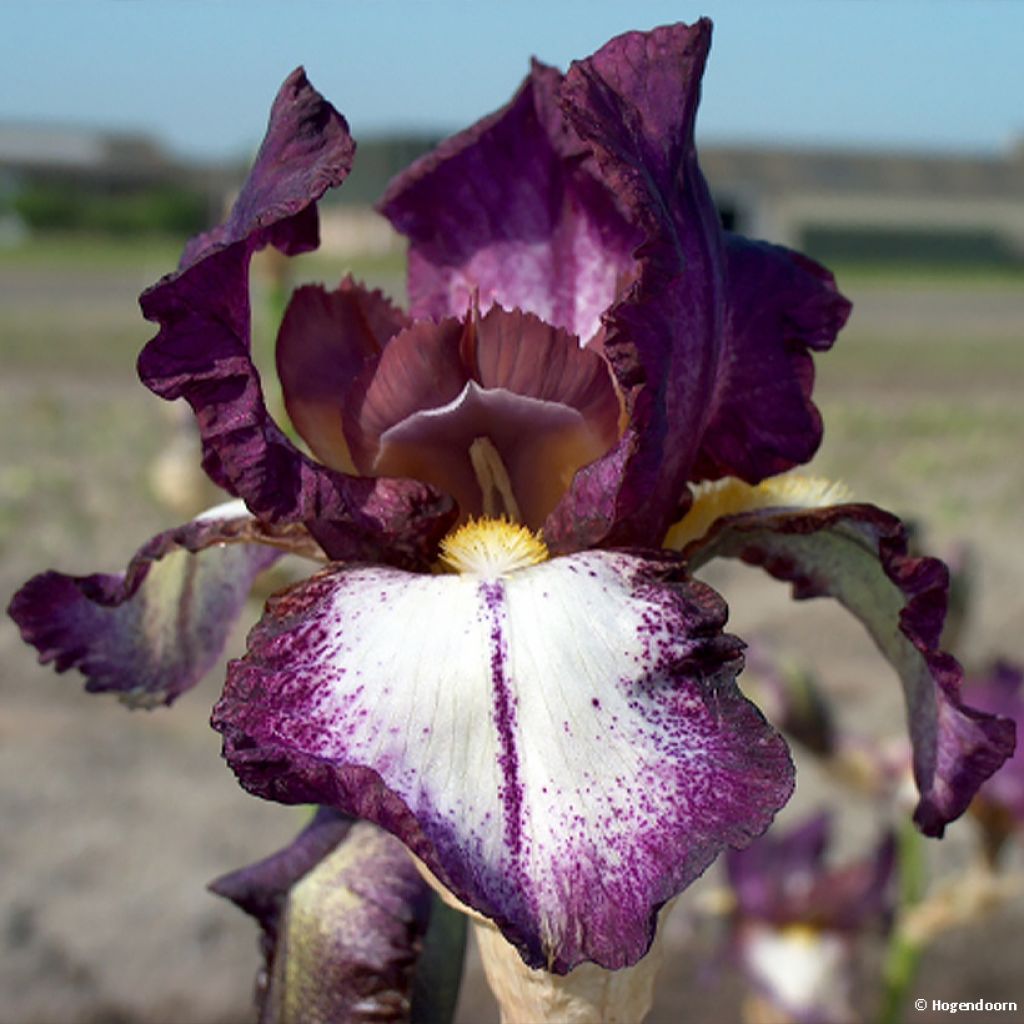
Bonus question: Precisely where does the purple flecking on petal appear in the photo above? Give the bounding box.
[212,547,793,972]
[379,61,639,343]
[137,68,455,568]
[545,21,727,552]
[343,305,621,528]
[690,236,851,484]
[6,502,314,708]
[686,502,1016,836]
[211,810,432,1024]
[276,278,410,474]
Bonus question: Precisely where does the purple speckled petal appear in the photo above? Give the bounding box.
[690,236,852,483]
[545,20,727,552]
[686,503,1016,835]
[211,810,432,1024]
[6,501,314,707]
[137,68,454,567]
[212,548,793,972]
[379,62,638,343]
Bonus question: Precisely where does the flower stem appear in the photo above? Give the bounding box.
[878,820,927,1024]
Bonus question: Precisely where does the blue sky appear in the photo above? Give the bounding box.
[3,1,1022,159]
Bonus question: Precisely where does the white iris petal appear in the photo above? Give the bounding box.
[228,543,792,968]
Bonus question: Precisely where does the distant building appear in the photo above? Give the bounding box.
[703,142,1024,264]
[0,121,231,234]
[0,121,205,190]
[3,121,1022,264]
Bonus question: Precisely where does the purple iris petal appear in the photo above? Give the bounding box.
[536,21,727,551]
[212,548,793,972]
[384,22,850,552]
[137,68,455,568]
[276,277,410,474]
[691,236,852,484]
[555,25,851,546]
[211,809,432,1024]
[6,502,307,707]
[379,61,638,343]
[686,502,1016,835]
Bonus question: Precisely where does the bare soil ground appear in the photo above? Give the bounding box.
[1,243,1022,1023]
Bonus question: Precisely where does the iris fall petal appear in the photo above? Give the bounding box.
[681,502,1015,835]
[213,548,793,971]
[6,501,311,707]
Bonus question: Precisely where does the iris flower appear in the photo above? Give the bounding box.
[8,18,1014,989]
[724,813,896,1024]
[966,662,1024,859]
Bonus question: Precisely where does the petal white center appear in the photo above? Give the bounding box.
[244,548,789,967]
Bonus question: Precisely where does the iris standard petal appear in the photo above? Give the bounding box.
[690,236,852,484]
[383,21,848,553]
[682,502,1016,835]
[213,547,793,972]
[378,61,638,342]
[6,501,313,707]
[137,68,455,567]
[546,20,727,551]
[211,809,433,1024]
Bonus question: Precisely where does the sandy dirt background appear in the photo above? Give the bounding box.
[1,240,1022,1023]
